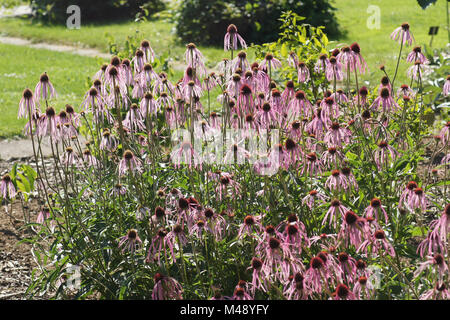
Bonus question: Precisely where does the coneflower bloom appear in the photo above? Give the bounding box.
[325,170,349,193]
[397,84,415,98]
[36,207,51,224]
[314,54,329,74]
[443,76,450,96]
[374,141,397,169]
[36,107,58,138]
[321,147,344,169]
[60,147,78,166]
[370,87,399,113]
[420,283,450,300]
[224,24,247,51]
[358,229,395,257]
[238,215,262,239]
[353,276,375,299]
[152,273,183,300]
[118,229,142,253]
[440,121,450,144]
[18,88,37,119]
[0,174,16,199]
[260,53,282,74]
[338,211,367,248]
[248,258,268,294]
[391,23,415,46]
[170,141,202,170]
[302,152,323,176]
[284,273,310,300]
[185,43,206,76]
[334,283,356,300]
[414,253,448,286]
[100,129,118,151]
[408,61,431,81]
[120,58,133,86]
[288,90,312,119]
[407,46,428,64]
[123,103,145,132]
[215,172,240,200]
[337,252,357,283]
[257,102,278,128]
[297,61,310,83]
[305,256,329,293]
[323,199,349,229]
[140,39,155,63]
[306,108,327,140]
[324,122,351,147]
[408,187,428,212]
[112,183,127,196]
[331,90,348,105]
[350,42,368,74]
[358,86,369,107]
[302,190,328,210]
[364,198,389,223]
[119,150,142,175]
[34,73,57,100]
[326,56,343,81]
[233,286,253,300]
[147,228,176,263]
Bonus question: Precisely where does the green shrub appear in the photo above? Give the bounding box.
[174,0,341,46]
[30,0,165,24]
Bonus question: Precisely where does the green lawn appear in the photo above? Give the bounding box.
[0,43,98,138]
[0,0,448,137]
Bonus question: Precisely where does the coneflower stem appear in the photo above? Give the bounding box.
[391,31,405,92]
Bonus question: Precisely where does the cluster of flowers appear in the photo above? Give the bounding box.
[15,22,449,300]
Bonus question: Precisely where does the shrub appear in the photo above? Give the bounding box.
[30,0,165,24]
[174,0,341,46]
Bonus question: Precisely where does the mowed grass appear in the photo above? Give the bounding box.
[0,43,99,138]
[332,0,448,85]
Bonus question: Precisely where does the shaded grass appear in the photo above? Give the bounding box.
[332,0,448,85]
[0,43,99,138]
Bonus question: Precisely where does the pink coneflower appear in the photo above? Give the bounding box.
[99,129,118,151]
[331,89,348,105]
[314,54,329,74]
[60,147,78,166]
[284,273,310,300]
[147,228,176,263]
[443,76,450,96]
[302,152,323,176]
[36,107,58,138]
[326,56,343,81]
[238,215,262,239]
[302,190,328,210]
[260,53,282,74]
[140,92,158,117]
[170,141,202,170]
[123,103,145,132]
[305,256,329,293]
[420,283,450,300]
[214,172,240,200]
[397,84,415,99]
[358,229,395,257]
[119,150,142,175]
[224,24,247,51]
[414,253,448,286]
[408,61,431,81]
[439,121,450,144]
[233,284,253,300]
[374,141,397,169]
[1,174,16,199]
[334,283,356,300]
[257,102,278,128]
[370,87,399,113]
[132,49,146,73]
[407,187,428,212]
[324,122,351,147]
[364,198,389,223]
[140,40,155,64]
[399,180,418,209]
[350,42,368,74]
[112,183,127,196]
[248,258,268,294]
[338,210,367,248]
[325,170,349,193]
[185,43,206,76]
[321,97,339,121]
[36,207,51,224]
[321,147,344,169]
[358,86,369,107]
[152,273,183,300]
[341,167,358,191]
[297,61,310,83]
[306,108,326,140]
[34,73,57,100]
[118,229,142,253]
[353,276,375,299]
[18,88,37,119]
[337,252,357,282]
[391,23,414,46]
[323,199,349,229]
[407,46,428,64]
[288,90,312,119]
